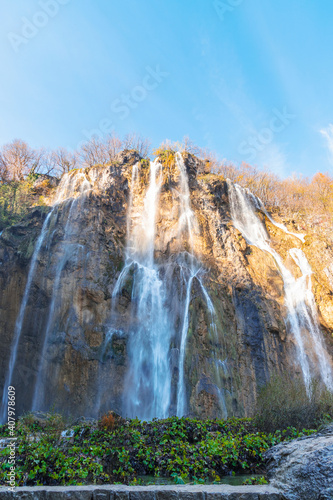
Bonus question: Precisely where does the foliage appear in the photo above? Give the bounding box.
[211,161,333,230]
[0,414,317,487]
[98,411,116,431]
[242,475,268,485]
[1,136,332,233]
[254,374,333,433]
[0,175,52,231]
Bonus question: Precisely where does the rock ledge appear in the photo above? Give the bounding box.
[0,484,284,499]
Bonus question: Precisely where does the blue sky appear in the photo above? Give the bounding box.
[1,0,333,178]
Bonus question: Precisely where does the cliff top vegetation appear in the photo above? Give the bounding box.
[1,134,332,236]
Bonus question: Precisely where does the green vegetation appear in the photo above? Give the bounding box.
[0,179,34,230]
[255,375,333,432]
[0,413,317,487]
[0,174,52,231]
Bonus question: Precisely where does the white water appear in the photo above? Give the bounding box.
[108,153,227,419]
[228,181,333,393]
[1,158,228,422]
[0,210,54,423]
[32,174,91,411]
[175,152,197,255]
[289,248,333,391]
[111,158,172,419]
[174,153,226,416]
[175,152,199,416]
[176,269,198,416]
[0,171,91,423]
[251,192,305,243]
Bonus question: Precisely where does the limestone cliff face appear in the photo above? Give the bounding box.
[0,151,332,421]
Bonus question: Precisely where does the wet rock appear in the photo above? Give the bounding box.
[0,151,333,420]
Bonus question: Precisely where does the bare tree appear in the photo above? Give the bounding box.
[78,137,109,167]
[0,151,9,183]
[181,136,201,156]
[51,148,78,177]
[0,139,37,181]
[30,148,52,175]
[105,133,123,162]
[123,133,151,157]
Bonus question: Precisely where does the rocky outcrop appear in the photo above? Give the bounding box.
[264,424,333,500]
[0,151,332,420]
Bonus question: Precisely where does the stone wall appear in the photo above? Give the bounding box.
[0,484,284,499]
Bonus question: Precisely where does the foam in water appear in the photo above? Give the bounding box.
[227,181,333,393]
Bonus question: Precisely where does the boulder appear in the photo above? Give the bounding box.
[264,424,333,500]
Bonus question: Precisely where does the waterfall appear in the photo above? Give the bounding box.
[244,188,305,243]
[175,152,197,255]
[107,153,226,419]
[227,181,333,393]
[173,153,227,416]
[110,158,172,420]
[174,152,199,416]
[0,210,54,423]
[0,171,91,423]
[32,174,91,411]
[1,156,227,422]
[176,269,198,416]
[289,248,333,391]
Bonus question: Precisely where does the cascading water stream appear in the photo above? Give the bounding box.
[289,248,333,390]
[176,269,198,417]
[0,171,91,423]
[175,152,196,256]
[174,153,227,416]
[110,158,173,419]
[32,174,91,411]
[227,181,333,393]
[107,153,226,419]
[174,153,201,416]
[245,188,305,243]
[0,209,54,423]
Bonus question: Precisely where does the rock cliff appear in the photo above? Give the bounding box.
[0,150,332,421]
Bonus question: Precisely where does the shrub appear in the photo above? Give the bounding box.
[98,411,116,431]
[18,412,66,434]
[254,374,333,432]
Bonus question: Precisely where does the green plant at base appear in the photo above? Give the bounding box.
[0,413,319,487]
